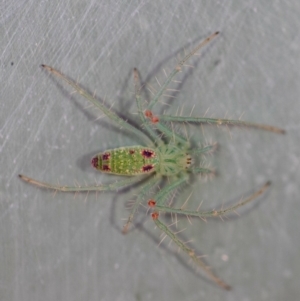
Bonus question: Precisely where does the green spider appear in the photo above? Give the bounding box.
[19,32,285,290]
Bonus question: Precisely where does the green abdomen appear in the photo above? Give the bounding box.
[91,146,158,175]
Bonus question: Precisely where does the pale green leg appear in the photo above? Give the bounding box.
[133,68,188,145]
[155,175,189,206]
[147,174,231,290]
[159,115,285,134]
[134,32,221,145]
[19,174,148,192]
[150,181,270,290]
[154,168,214,207]
[155,181,271,218]
[153,217,231,290]
[154,121,189,145]
[41,65,153,145]
[147,32,220,110]
[190,144,216,155]
[133,68,163,144]
[122,175,160,234]
[191,167,215,175]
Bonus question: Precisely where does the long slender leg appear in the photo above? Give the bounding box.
[147,32,219,110]
[154,175,189,207]
[149,170,213,208]
[190,167,215,175]
[133,69,188,145]
[140,32,220,144]
[190,143,217,155]
[122,175,160,234]
[133,65,187,148]
[41,65,153,145]
[149,181,270,290]
[158,115,285,134]
[19,174,148,192]
[153,120,189,145]
[133,68,163,143]
[133,68,186,147]
[154,181,271,218]
[152,215,231,290]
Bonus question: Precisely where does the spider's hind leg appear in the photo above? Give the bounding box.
[122,175,161,234]
[151,213,231,290]
[18,174,146,192]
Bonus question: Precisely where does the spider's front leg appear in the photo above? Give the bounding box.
[134,32,221,145]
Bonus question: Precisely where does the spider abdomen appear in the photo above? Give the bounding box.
[91,146,159,175]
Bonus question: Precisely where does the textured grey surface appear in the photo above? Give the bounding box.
[1,1,299,300]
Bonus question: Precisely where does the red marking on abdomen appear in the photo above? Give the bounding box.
[142,164,154,172]
[141,149,155,158]
[102,153,110,160]
[102,165,111,172]
[91,157,98,168]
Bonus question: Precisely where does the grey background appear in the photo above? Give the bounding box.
[1,1,299,300]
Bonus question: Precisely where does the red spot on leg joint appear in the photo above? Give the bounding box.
[144,110,153,118]
[91,157,98,168]
[151,116,159,123]
[129,149,135,155]
[144,109,159,123]
[151,212,159,220]
[148,199,156,207]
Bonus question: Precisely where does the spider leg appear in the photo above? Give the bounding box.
[146,174,231,289]
[190,143,217,155]
[147,170,213,209]
[152,120,189,145]
[41,65,153,145]
[152,214,231,290]
[134,67,186,146]
[139,32,220,145]
[155,174,189,206]
[159,115,285,134]
[154,181,271,218]
[19,174,147,192]
[190,167,215,176]
[133,68,163,144]
[147,32,219,110]
[122,175,161,234]
[149,181,270,290]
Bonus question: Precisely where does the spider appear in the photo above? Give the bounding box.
[19,32,285,290]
